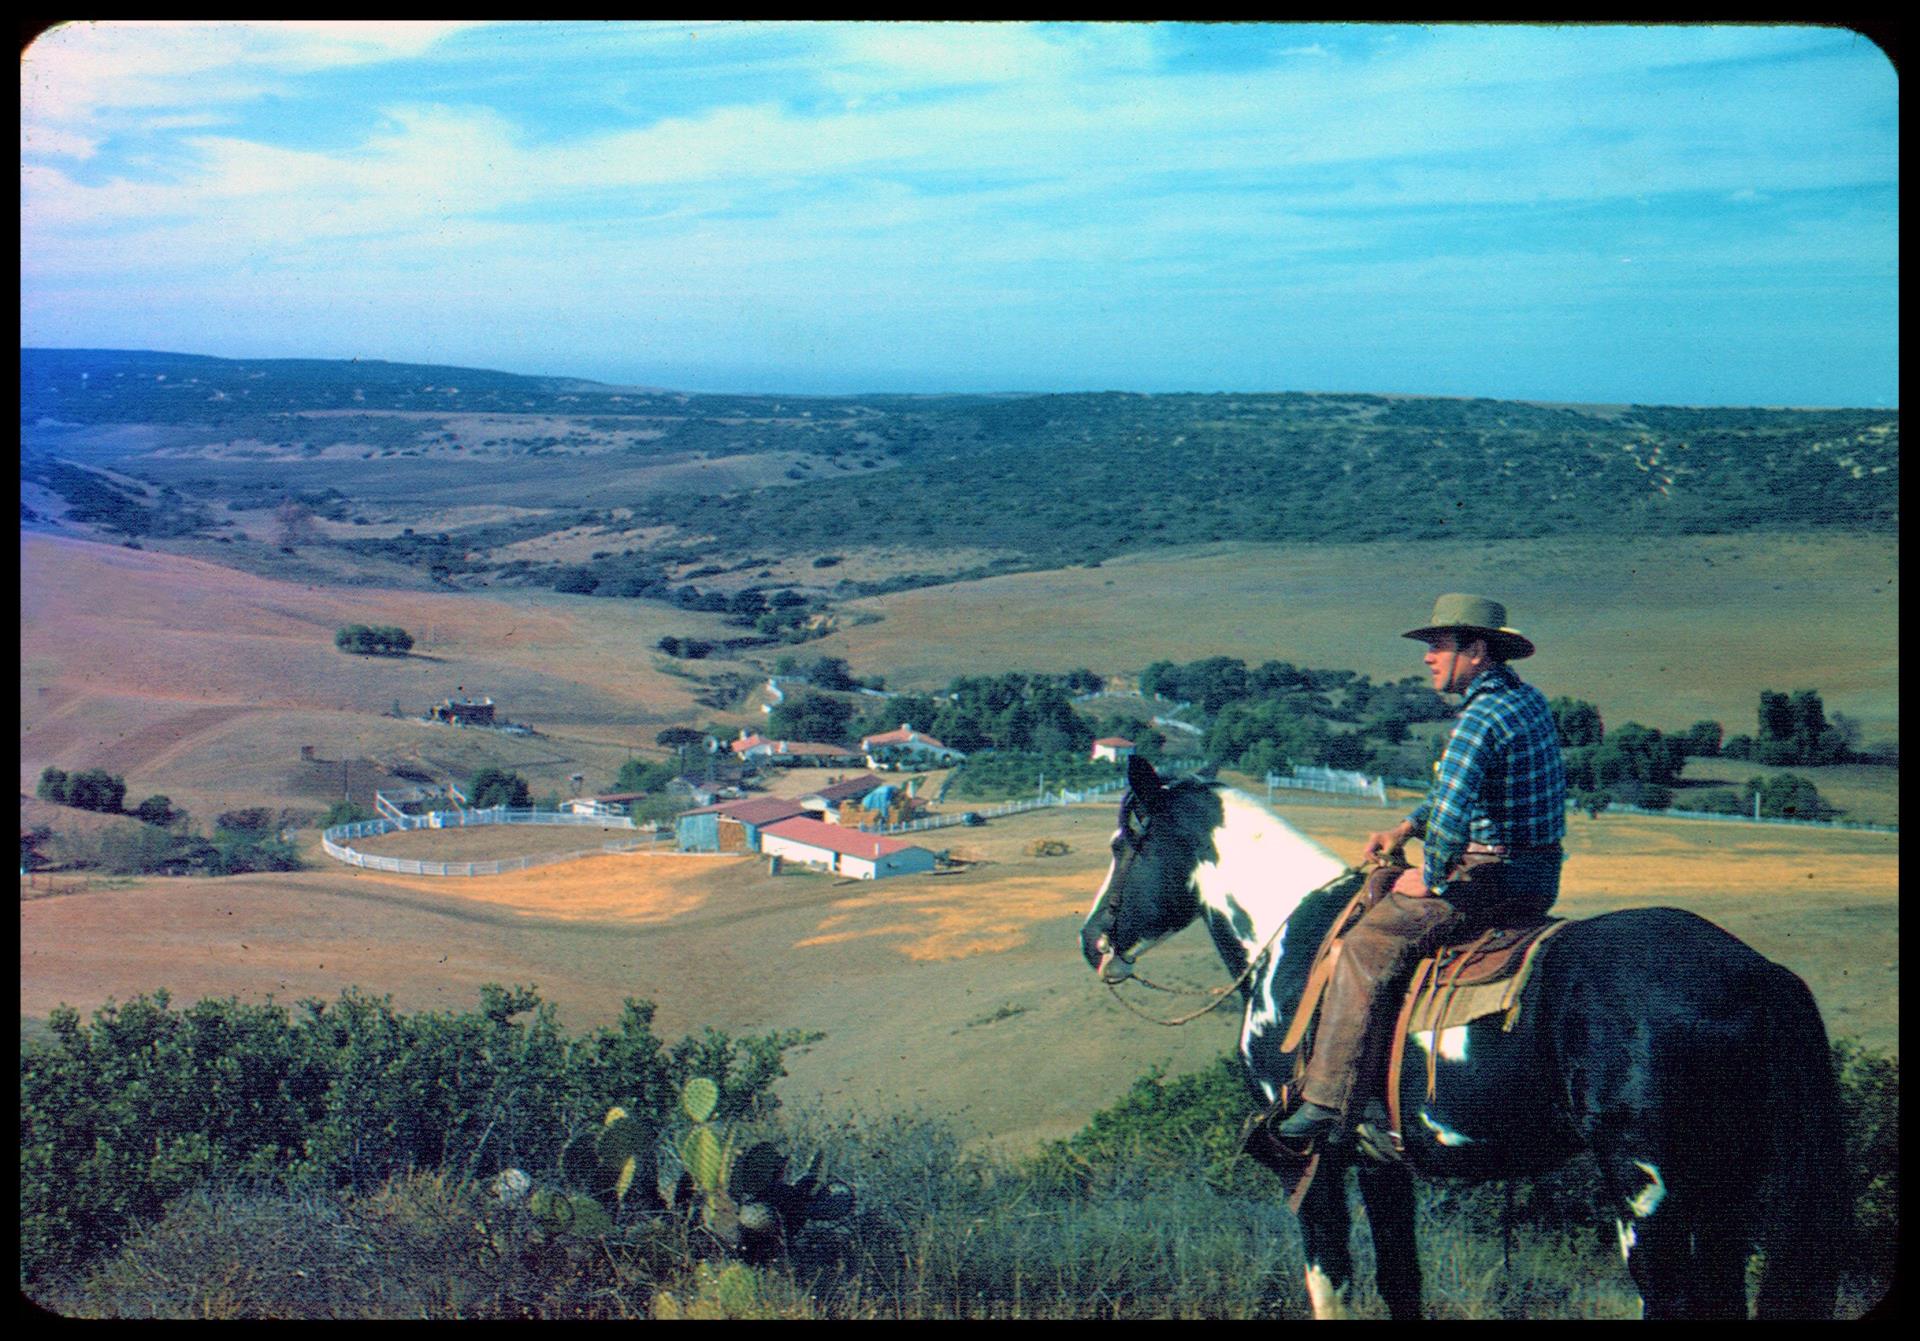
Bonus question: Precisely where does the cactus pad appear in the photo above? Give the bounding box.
[681,1076,720,1124]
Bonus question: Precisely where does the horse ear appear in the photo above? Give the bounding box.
[1126,753,1162,805]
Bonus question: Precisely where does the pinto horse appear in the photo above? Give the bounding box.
[1080,756,1841,1320]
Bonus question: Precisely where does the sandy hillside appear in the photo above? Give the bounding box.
[21,798,1897,1153]
[19,533,746,817]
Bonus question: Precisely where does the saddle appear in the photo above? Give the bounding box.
[1261,869,1568,1177]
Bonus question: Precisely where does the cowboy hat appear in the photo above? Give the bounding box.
[1402,593,1535,661]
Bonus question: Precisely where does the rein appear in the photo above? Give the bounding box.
[1105,865,1367,1028]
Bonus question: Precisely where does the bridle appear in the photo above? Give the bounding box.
[1097,791,1360,1028]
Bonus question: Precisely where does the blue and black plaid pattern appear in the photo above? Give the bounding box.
[1407,663,1567,895]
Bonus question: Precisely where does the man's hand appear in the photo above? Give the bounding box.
[1361,819,1418,866]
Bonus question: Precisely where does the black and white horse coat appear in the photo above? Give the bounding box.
[1080,758,1841,1319]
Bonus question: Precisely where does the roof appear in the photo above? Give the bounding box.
[861,727,952,750]
[804,774,886,804]
[680,797,808,824]
[767,741,862,757]
[761,816,930,860]
[1092,737,1136,748]
[731,734,859,758]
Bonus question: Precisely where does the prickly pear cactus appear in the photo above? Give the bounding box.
[562,1104,658,1212]
[680,1076,720,1124]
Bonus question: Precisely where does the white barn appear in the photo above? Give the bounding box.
[759,816,937,880]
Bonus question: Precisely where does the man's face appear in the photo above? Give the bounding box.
[1422,633,1488,694]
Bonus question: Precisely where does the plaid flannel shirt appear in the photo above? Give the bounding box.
[1407,663,1567,896]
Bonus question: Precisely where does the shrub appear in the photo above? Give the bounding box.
[320,800,372,828]
[132,795,178,827]
[215,807,276,836]
[36,766,70,804]
[19,988,808,1287]
[1833,1038,1899,1283]
[64,768,129,814]
[468,768,533,810]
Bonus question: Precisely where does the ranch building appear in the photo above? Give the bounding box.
[432,696,496,726]
[676,796,808,853]
[758,817,937,880]
[860,724,966,768]
[562,792,647,818]
[798,773,887,822]
[1091,737,1137,764]
[729,730,865,768]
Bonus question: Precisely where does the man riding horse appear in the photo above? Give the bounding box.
[1276,593,1568,1147]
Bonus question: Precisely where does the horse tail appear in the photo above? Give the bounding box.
[1752,964,1844,1320]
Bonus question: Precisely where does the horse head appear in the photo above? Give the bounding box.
[1081,754,1220,982]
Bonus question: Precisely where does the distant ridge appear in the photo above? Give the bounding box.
[17,347,1897,592]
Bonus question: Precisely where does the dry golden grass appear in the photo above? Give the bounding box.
[348,823,647,862]
[817,531,1899,746]
[19,532,741,819]
[23,794,1897,1154]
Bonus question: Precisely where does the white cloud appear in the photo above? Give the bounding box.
[21,20,491,147]
[20,123,97,160]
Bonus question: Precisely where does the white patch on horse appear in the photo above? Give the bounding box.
[1190,791,1346,948]
[1616,1218,1637,1262]
[1304,1264,1349,1319]
[1189,792,1341,1107]
[1239,930,1283,1105]
[1418,1109,1475,1146]
[1412,1025,1471,1063]
[1084,830,1121,922]
[1627,1161,1666,1219]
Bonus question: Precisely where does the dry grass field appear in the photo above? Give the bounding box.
[817,531,1900,748]
[21,795,1897,1155]
[18,533,745,820]
[17,527,1899,1155]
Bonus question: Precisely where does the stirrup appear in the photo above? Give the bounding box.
[1352,1100,1402,1164]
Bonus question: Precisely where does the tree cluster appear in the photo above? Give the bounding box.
[923,674,1095,757]
[467,768,533,810]
[334,624,415,656]
[1724,689,1852,766]
[1140,656,1444,776]
[37,766,129,814]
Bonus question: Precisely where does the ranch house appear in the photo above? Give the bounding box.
[860,724,966,768]
[675,796,808,853]
[729,730,865,768]
[798,774,887,822]
[1091,737,1137,765]
[758,816,937,880]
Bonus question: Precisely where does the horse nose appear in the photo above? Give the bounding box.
[1082,926,1111,970]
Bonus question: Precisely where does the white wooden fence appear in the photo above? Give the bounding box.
[323,807,653,876]
[1266,766,1388,804]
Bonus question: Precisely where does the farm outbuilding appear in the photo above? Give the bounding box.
[1091,737,1137,764]
[799,773,886,822]
[758,817,937,880]
[562,792,647,818]
[675,796,808,853]
[432,696,496,726]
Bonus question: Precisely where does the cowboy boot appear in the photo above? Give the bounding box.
[1274,1098,1343,1144]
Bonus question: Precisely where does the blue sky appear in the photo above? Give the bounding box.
[20,21,1898,405]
